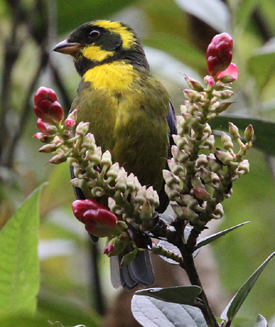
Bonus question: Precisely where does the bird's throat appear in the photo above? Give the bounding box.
[83,61,136,93]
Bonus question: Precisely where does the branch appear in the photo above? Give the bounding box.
[6,49,49,167]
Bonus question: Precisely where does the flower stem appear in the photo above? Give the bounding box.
[175,239,219,327]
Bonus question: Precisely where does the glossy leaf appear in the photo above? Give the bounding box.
[195,222,250,250]
[0,184,44,315]
[254,314,268,327]
[132,295,207,327]
[210,115,275,156]
[174,0,230,32]
[221,252,275,322]
[135,286,201,305]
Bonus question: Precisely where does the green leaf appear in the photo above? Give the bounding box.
[143,34,206,73]
[248,41,275,90]
[195,222,250,250]
[40,162,75,215]
[0,184,45,316]
[132,295,207,327]
[0,314,49,327]
[210,114,275,156]
[135,286,201,305]
[235,0,259,32]
[37,290,100,327]
[56,0,137,35]
[174,0,230,32]
[221,252,275,323]
[253,314,268,327]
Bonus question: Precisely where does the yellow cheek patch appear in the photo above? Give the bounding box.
[83,62,135,93]
[83,45,114,62]
[92,21,135,49]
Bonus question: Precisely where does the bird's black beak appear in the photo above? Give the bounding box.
[52,39,82,56]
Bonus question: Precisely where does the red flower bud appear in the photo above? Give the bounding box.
[50,101,64,123]
[34,87,64,124]
[72,199,118,238]
[34,86,58,105]
[206,33,233,78]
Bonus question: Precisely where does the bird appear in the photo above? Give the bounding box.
[53,20,177,289]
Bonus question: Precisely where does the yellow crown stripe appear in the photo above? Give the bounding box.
[92,21,135,49]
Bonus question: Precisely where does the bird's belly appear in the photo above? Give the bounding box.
[112,100,168,191]
[73,85,169,192]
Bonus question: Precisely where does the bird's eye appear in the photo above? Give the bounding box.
[88,30,100,39]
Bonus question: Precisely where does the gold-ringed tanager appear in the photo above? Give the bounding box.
[53,20,177,289]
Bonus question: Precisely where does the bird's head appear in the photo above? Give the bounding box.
[53,20,149,76]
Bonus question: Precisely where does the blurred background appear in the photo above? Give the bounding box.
[1,0,275,326]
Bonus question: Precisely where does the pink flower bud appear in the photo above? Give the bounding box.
[34,87,64,125]
[193,187,210,201]
[107,243,114,253]
[184,75,204,92]
[67,108,79,121]
[75,122,89,135]
[39,143,57,153]
[33,132,46,142]
[217,63,239,82]
[206,33,233,78]
[103,236,128,256]
[72,199,118,238]
[244,124,254,143]
[65,118,76,128]
[205,76,215,87]
[49,152,66,164]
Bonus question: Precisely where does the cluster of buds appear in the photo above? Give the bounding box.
[34,86,78,163]
[33,87,159,263]
[68,141,160,232]
[34,87,75,141]
[163,32,253,230]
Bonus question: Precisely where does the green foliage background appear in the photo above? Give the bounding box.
[1,0,275,326]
